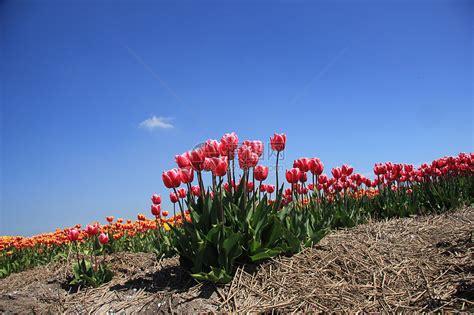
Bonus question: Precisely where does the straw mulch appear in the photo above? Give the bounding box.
[1,207,472,313]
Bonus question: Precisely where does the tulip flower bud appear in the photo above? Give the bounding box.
[285,168,300,184]
[254,165,269,181]
[331,167,342,179]
[191,185,201,197]
[85,224,99,236]
[151,194,162,205]
[177,188,187,199]
[162,211,169,217]
[220,132,239,160]
[179,167,194,183]
[162,169,181,188]
[98,233,109,245]
[170,192,179,203]
[175,153,191,168]
[68,228,80,241]
[318,174,328,184]
[203,139,220,158]
[266,184,275,194]
[270,133,286,152]
[294,158,310,172]
[309,158,324,175]
[151,204,161,216]
[342,164,353,176]
[188,149,206,171]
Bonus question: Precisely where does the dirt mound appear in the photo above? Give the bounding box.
[1,208,473,313]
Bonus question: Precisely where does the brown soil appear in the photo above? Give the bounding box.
[1,207,473,313]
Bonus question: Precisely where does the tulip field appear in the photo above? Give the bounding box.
[1,132,473,288]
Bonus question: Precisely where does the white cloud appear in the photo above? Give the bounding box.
[139,116,174,130]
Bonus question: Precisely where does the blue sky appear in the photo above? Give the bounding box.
[1,0,472,236]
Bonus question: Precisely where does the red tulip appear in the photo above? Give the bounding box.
[342,164,353,176]
[188,149,206,171]
[203,158,214,172]
[68,228,80,241]
[299,172,307,183]
[223,182,231,192]
[266,184,275,194]
[260,184,267,192]
[254,165,269,181]
[85,224,99,236]
[106,216,114,223]
[270,133,286,151]
[294,158,310,172]
[308,158,324,175]
[175,153,191,168]
[191,185,201,196]
[151,194,162,205]
[208,157,228,177]
[331,167,342,179]
[170,192,179,203]
[220,132,239,160]
[250,140,264,157]
[318,174,328,184]
[238,144,259,169]
[137,214,146,221]
[162,211,169,217]
[374,163,387,175]
[333,181,343,192]
[203,139,220,158]
[177,188,187,199]
[151,204,161,216]
[162,169,181,188]
[179,167,194,183]
[247,181,254,192]
[285,168,300,184]
[98,233,109,245]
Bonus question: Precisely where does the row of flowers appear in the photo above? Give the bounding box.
[1,131,473,284]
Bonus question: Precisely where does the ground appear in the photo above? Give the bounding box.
[1,207,473,313]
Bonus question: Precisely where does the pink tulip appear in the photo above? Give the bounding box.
[209,157,228,177]
[331,167,342,179]
[318,174,328,184]
[188,149,206,171]
[162,169,181,188]
[250,140,264,157]
[299,172,307,183]
[151,194,162,205]
[220,132,239,160]
[170,192,179,203]
[151,204,161,216]
[294,158,310,172]
[68,228,80,241]
[266,184,275,194]
[85,224,99,236]
[177,188,187,199]
[179,167,194,183]
[98,233,109,245]
[342,164,353,176]
[175,153,191,168]
[238,144,259,169]
[254,165,269,181]
[270,133,286,152]
[191,185,201,197]
[203,139,220,158]
[308,158,324,175]
[285,168,300,184]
